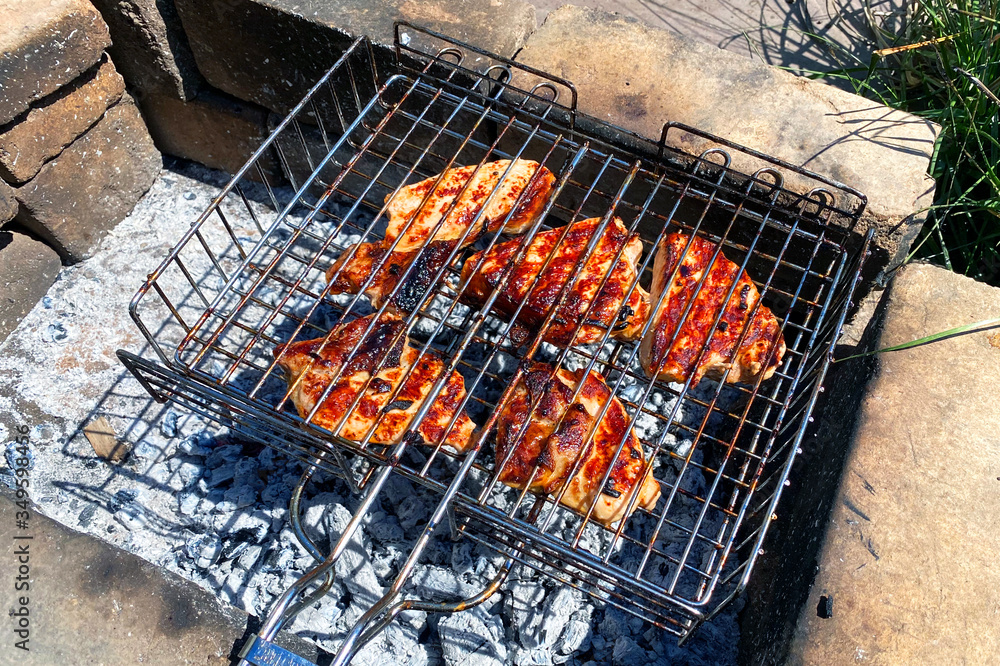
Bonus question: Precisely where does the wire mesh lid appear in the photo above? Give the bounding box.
[119,22,873,660]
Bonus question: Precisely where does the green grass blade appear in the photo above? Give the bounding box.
[835,317,1000,362]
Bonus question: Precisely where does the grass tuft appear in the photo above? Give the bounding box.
[803,1,1000,285]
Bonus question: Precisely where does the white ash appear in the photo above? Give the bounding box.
[0,159,743,666]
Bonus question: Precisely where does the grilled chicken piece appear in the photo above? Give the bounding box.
[495,363,661,526]
[325,159,554,312]
[325,240,457,313]
[273,314,475,452]
[385,159,556,252]
[639,233,786,386]
[460,217,650,346]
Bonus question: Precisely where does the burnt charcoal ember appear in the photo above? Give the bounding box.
[114,503,147,531]
[177,491,200,516]
[612,636,651,665]
[178,430,213,457]
[77,504,97,527]
[159,410,179,438]
[108,489,138,512]
[439,606,508,666]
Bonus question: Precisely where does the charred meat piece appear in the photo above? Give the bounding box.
[326,159,554,313]
[639,233,786,386]
[460,217,650,346]
[325,239,457,314]
[384,159,556,252]
[495,362,661,526]
[273,314,475,452]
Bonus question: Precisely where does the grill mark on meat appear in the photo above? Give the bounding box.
[327,160,555,316]
[495,363,661,525]
[460,217,650,346]
[273,314,476,452]
[640,233,786,386]
[738,284,751,311]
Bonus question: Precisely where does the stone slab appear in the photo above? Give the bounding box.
[0,230,61,343]
[15,98,162,263]
[531,0,900,89]
[90,0,203,100]
[740,264,1000,665]
[174,0,537,112]
[0,0,112,126]
[0,178,15,225]
[515,6,939,272]
[0,494,329,665]
[788,264,1000,665]
[139,88,272,177]
[0,55,126,185]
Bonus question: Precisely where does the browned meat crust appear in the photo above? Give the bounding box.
[384,159,556,252]
[273,314,475,452]
[495,362,661,525]
[459,216,650,346]
[326,159,555,313]
[325,239,457,313]
[639,233,786,386]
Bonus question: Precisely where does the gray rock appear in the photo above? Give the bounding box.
[88,0,203,99]
[0,0,112,124]
[0,179,16,224]
[139,88,276,177]
[0,55,126,184]
[0,230,61,343]
[757,264,1000,666]
[173,0,537,112]
[14,98,161,263]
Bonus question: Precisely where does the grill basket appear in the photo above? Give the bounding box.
[118,23,872,665]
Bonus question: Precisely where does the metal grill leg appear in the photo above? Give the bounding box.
[331,555,516,666]
[236,464,398,665]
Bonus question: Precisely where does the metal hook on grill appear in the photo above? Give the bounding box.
[694,147,732,174]
[435,46,465,65]
[478,64,513,100]
[529,81,560,104]
[804,187,836,216]
[750,167,784,194]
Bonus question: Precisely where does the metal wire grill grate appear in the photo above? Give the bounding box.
[120,24,872,646]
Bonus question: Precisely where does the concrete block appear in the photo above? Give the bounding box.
[0,495,330,665]
[741,264,1000,665]
[173,0,537,112]
[0,178,15,225]
[0,0,112,125]
[89,0,203,99]
[0,229,61,342]
[139,87,272,176]
[15,99,162,262]
[0,55,126,184]
[514,6,940,272]
[788,264,1000,664]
